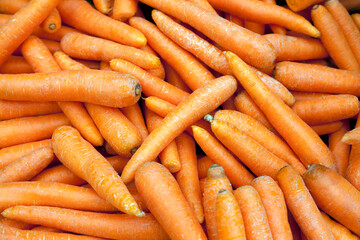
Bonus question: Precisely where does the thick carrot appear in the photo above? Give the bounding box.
[135,162,208,240]
[113,0,138,21]
[138,0,276,73]
[203,164,232,240]
[175,133,204,223]
[312,4,360,72]
[2,206,168,240]
[129,16,214,91]
[285,0,323,11]
[122,103,149,142]
[152,10,231,75]
[345,114,360,191]
[277,165,335,240]
[303,164,360,236]
[226,51,336,170]
[321,212,360,240]
[0,70,141,108]
[61,32,160,70]
[329,120,350,176]
[353,13,360,30]
[233,185,273,240]
[192,125,254,187]
[0,147,53,183]
[251,176,293,240]
[260,0,287,34]
[342,127,360,144]
[121,75,237,183]
[40,8,61,33]
[0,55,33,74]
[93,0,113,14]
[140,44,166,79]
[0,113,70,149]
[57,0,146,48]
[310,121,343,135]
[0,181,116,212]
[54,51,90,71]
[215,189,246,240]
[244,21,265,34]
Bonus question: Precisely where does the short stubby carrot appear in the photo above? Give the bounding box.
[135,162,208,240]
[0,55,33,74]
[329,120,350,176]
[52,126,144,216]
[121,75,237,183]
[0,70,141,108]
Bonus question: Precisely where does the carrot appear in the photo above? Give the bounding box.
[312,5,360,72]
[233,185,273,240]
[340,0,360,9]
[203,164,233,240]
[321,212,360,240]
[175,133,204,223]
[0,216,32,230]
[291,92,333,101]
[342,127,360,144]
[0,147,53,183]
[40,8,61,33]
[61,32,160,70]
[260,0,287,34]
[0,181,116,212]
[215,189,246,240]
[144,96,176,118]
[76,59,100,69]
[113,0,138,21]
[226,51,336,170]
[197,156,214,179]
[33,25,82,42]
[13,39,60,56]
[53,51,90,71]
[135,161,207,240]
[264,34,328,61]
[185,0,216,12]
[152,10,231,75]
[2,206,168,240]
[0,55,33,74]
[0,70,141,108]
[122,103,149,142]
[129,16,214,91]
[57,0,146,47]
[125,182,149,212]
[31,226,62,232]
[329,120,350,176]
[137,0,276,73]
[286,0,324,11]
[251,176,293,240]
[214,110,306,174]
[221,94,237,110]
[288,212,302,240]
[224,13,244,26]
[110,59,189,105]
[353,14,360,30]
[121,75,237,183]
[0,0,28,13]
[310,121,343,135]
[140,44,166,79]
[326,0,360,66]
[52,126,143,216]
[244,21,265,34]
[93,0,113,14]
[345,114,360,191]
[104,142,117,155]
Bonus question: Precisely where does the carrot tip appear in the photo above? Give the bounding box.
[48,24,57,30]
[204,114,214,123]
[136,210,146,217]
[135,84,141,96]
[312,5,320,10]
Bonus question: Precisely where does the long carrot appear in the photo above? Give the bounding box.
[2,206,168,240]
[52,126,144,216]
[244,20,265,35]
[310,121,343,135]
[226,51,336,170]
[260,0,287,34]
[0,216,32,230]
[121,75,237,183]
[122,103,149,142]
[112,0,138,21]
[0,55,33,74]
[329,120,350,176]
[138,0,276,73]
[140,44,166,79]
[162,61,192,92]
[135,161,208,240]
[321,212,360,240]
[40,8,61,34]
[53,51,90,71]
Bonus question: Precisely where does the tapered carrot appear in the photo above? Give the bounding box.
[312,5,360,72]
[0,70,141,108]
[0,113,70,149]
[135,162,208,240]
[214,110,306,174]
[251,176,293,240]
[0,181,116,212]
[197,156,214,179]
[310,121,343,135]
[329,120,350,176]
[226,51,336,170]
[0,55,32,74]
[122,103,149,142]
[61,32,160,70]
[31,226,62,232]
[286,0,323,11]
[215,189,246,240]
[277,166,335,240]
[203,164,233,240]
[40,8,61,33]
[353,14,360,30]
[342,127,360,144]
[144,96,176,118]
[260,0,287,34]
[3,206,168,240]
[140,45,166,79]
[110,59,189,105]
[321,212,360,240]
[121,75,237,183]
[13,39,60,56]
[186,0,216,12]
[93,0,113,14]
[57,0,146,47]
[130,16,214,91]
[113,0,138,21]
[244,21,265,34]
[0,147,53,183]
[138,0,276,73]
[53,51,89,71]
[175,133,204,223]
[233,185,273,240]
[152,10,231,75]
[345,114,360,191]
[104,142,117,155]
[303,164,360,236]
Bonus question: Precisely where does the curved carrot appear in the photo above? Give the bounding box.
[113,0,137,21]
[321,212,360,240]
[122,103,149,142]
[93,0,113,14]
[53,51,89,71]
[40,8,61,33]
[277,165,335,240]
[3,206,168,240]
[244,20,265,34]
[140,44,166,79]
[329,120,350,176]
[303,164,360,236]
[285,0,323,11]
[310,121,343,135]
[226,51,336,169]
[197,156,214,179]
[311,4,360,72]
[135,161,207,240]
[121,75,237,183]
[61,32,160,70]
[52,126,144,216]
[0,56,33,74]
[57,0,146,47]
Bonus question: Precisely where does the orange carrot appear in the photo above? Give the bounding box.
[144,96,176,117]
[342,127,360,145]
[0,216,32,230]
[76,59,100,69]
[53,51,90,71]
[310,121,343,135]
[104,142,117,156]
[140,44,166,79]
[121,75,237,183]
[122,103,149,142]
[321,212,360,240]
[286,0,323,11]
[226,51,336,170]
[0,0,28,13]
[57,0,146,47]
[244,21,265,34]
[113,0,138,21]
[260,0,287,34]
[0,56,33,74]
[40,8,61,33]
[345,113,360,191]
[135,161,208,240]
[197,156,214,179]
[31,226,62,232]
[329,120,350,176]
[221,94,237,110]
[353,13,360,30]
[33,25,82,42]
[185,0,216,12]
[288,212,302,240]
[13,39,60,55]
[2,206,168,240]
[224,13,244,27]
[312,4,360,72]
[93,0,113,14]
[291,92,333,101]
[233,185,273,240]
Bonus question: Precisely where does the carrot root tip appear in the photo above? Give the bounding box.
[49,24,56,30]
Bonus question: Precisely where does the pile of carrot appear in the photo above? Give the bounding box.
[0,0,360,239]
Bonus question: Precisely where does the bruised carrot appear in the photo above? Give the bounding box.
[113,0,138,21]
[93,0,113,14]
[40,8,61,33]
[310,121,343,135]
[329,120,350,176]
[321,212,360,240]
[121,75,237,183]
[0,56,33,74]
[53,51,89,71]
[286,0,323,11]
[135,162,208,240]
[244,21,265,35]
[197,156,214,179]
[122,103,149,142]
[140,45,166,79]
